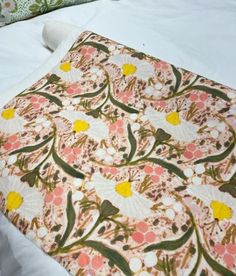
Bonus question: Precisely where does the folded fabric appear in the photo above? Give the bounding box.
[0,0,96,26]
[0,30,236,275]
[42,21,79,51]
[0,213,69,276]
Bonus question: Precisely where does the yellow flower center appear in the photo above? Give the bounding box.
[115,181,133,198]
[73,119,90,133]
[1,108,15,120]
[6,191,23,212]
[165,111,181,126]
[210,200,232,221]
[122,63,137,76]
[60,62,71,72]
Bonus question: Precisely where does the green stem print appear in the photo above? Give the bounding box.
[17,74,63,107]
[144,204,234,276]
[10,118,84,188]
[74,68,139,117]
[49,199,133,276]
[161,66,230,102]
[94,126,187,180]
[70,32,110,53]
[195,118,236,197]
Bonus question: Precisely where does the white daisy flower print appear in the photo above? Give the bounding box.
[1,0,17,14]
[91,172,153,219]
[0,107,26,133]
[109,54,155,81]
[187,185,236,223]
[145,106,198,142]
[53,61,82,83]
[60,110,109,142]
[0,176,43,221]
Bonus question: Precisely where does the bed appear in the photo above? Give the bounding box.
[0,0,236,275]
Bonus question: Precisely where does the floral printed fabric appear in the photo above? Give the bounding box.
[0,0,96,26]
[0,31,236,275]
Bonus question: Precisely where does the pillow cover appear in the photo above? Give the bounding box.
[0,29,236,275]
[0,0,96,26]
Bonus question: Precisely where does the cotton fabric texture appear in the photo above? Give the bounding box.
[0,31,236,275]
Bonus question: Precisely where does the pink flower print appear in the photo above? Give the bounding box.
[3,135,20,151]
[102,167,118,175]
[189,92,208,109]
[62,146,81,164]
[91,255,104,270]
[226,244,236,255]
[80,46,96,61]
[78,253,90,267]
[144,165,164,182]
[44,186,63,206]
[66,83,82,95]
[214,243,236,269]
[154,61,169,70]
[109,119,124,134]
[132,221,156,244]
[153,100,166,108]
[214,244,225,255]
[183,143,203,160]
[77,253,104,272]
[30,96,47,109]
[223,254,235,269]
[117,90,133,104]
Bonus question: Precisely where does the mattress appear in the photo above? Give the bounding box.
[0,0,236,275]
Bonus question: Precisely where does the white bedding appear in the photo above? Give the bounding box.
[0,0,236,275]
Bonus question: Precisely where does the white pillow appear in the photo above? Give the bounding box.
[42,21,81,51]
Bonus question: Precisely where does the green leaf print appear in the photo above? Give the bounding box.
[171,65,182,93]
[202,247,235,276]
[219,183,236,198]
[52,148,85,179]
[73,82,108,98]
[155,128,171,142]
[34,92,63,107]
[83,41,110,54]
[29,4,40,14]
[100,200,119,217]
[10,135,53,155]
[194,143,235,164]
[21,169,39,187]
[147,158,187,180]
[58,191,76,247]
[191,85,230,102]
[47,74,61,84]
[83,240,132,276]
[144,225,194,252]
[110,95,139,114]
[127,124,137,162]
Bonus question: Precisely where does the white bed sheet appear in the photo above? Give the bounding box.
[0,0,236,275]
[1,0,236,98]
[0,213,69,276]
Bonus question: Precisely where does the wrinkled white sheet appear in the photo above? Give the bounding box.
[0,0,236,275]
[1,0,236,96]
[0,213,69,276]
